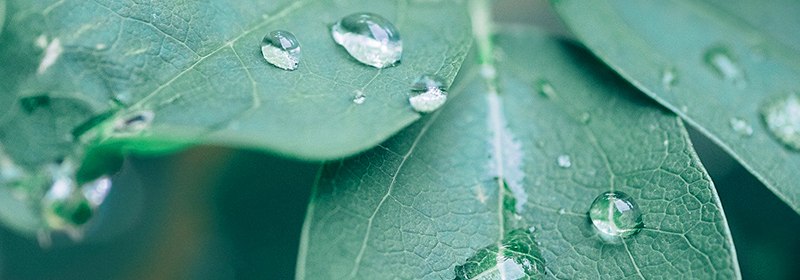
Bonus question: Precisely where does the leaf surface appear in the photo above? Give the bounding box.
[550,0,800,213]
[297,27,740,280]
[0,0,472,165]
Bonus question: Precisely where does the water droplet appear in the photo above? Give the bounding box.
[528,226,536,232]
[331,13,402,68]
[19,95,51,113]
[703,45,747,88]
[661,67,679,91]
[557,155,571,168]
[680,105,689,113]
[40,162,111,234]
[557,208,566,215]
[409,74,447,113]
[729,117,753,137]
[261,30,301,71]
[352,90,366,104]
[534,79,556,98]
[588,191,644,239]
[454,229,545,280]
[112,110,154,137]
[579,112,591,124]
[760,92,800,151]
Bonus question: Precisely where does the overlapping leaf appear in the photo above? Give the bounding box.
[551,0,800,213]
[296,27,739,279]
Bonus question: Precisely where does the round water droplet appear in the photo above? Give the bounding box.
[703,45,747,88]
[331,13,402,68]
[588,191,644,239]
[760,92,800,151]
[558,208,566,215]
[729,117,753,137]
[408,74,447,113]
[557,155,571,168]
[112,110,154,137]
[579,112,591,124]
[661,67,679,91]
[261,30,301,71]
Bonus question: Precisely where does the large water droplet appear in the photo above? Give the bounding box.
[661,67,679,91]
[703,46,747,88]
[557,155,571,168]
[760,92,800,151]
[409,74,447,113]
[261,30,301,71]
[331,13,402,68]
[588,191,644,239]
[729,117,753,137]
[454,229,545,280]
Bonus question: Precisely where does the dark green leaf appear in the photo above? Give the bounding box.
[550,0,800,213]
[296,27,739,279]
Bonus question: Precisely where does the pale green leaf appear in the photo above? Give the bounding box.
[550,0,800,213]
[0,0,472,167]
[296,27,739,280]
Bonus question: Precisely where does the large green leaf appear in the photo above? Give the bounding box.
[550,0,800,213]
[0,0,472,166]
[296,27,739,279]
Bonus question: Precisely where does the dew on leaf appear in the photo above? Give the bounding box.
[352,90,366,104]
[19,95,51,113]
[703,45,747,88]
[557,155,571,168]
[760,92,800,151]
[331,12,402,68]
[661,66,678,91]
[454,229,545,280]
[409,74,447,113]
[588,191,644,239]
[534,79,556,99]
[112,110,154,136]
[261,30,301,71]
[729,117,753,137]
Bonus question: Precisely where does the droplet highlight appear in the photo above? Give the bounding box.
[661,67,679,91]
[352,90,366,104]
[729,117,753,137]
[409,74,447,113]
[534,79,556,99]
[331,13,402,68]
[703,45,747,88]
[454,229,545,280]
[760,92,800,151]
[588,191,644,239]
[261,30,301,71]
[557,155,571,168]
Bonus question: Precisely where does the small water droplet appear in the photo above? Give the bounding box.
[112,110,154,137]
[703,45,747,88]
[534,79,556,98]
[729,117,753,137]
[408,74,447,113]
[528,226,536,232]
[588,191,644,239]
[760,92,800,151]
[331,13,402,68]
[481,65,497,80]
[557,155,571,168]
[41,162,111,234]
[680,105,689,113]
[579,112,591,124]
[261,30,301,71]
[454,229,545,280]
[661,67,679,91]
[558,208,566,215]
[352,90,366,104]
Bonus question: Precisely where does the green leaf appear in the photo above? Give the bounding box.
[0,0,472,165]
[549,0,800,213]
[0,0,6,36]
[296,27,740,279]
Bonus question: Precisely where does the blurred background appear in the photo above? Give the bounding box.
[1,0,798,279]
